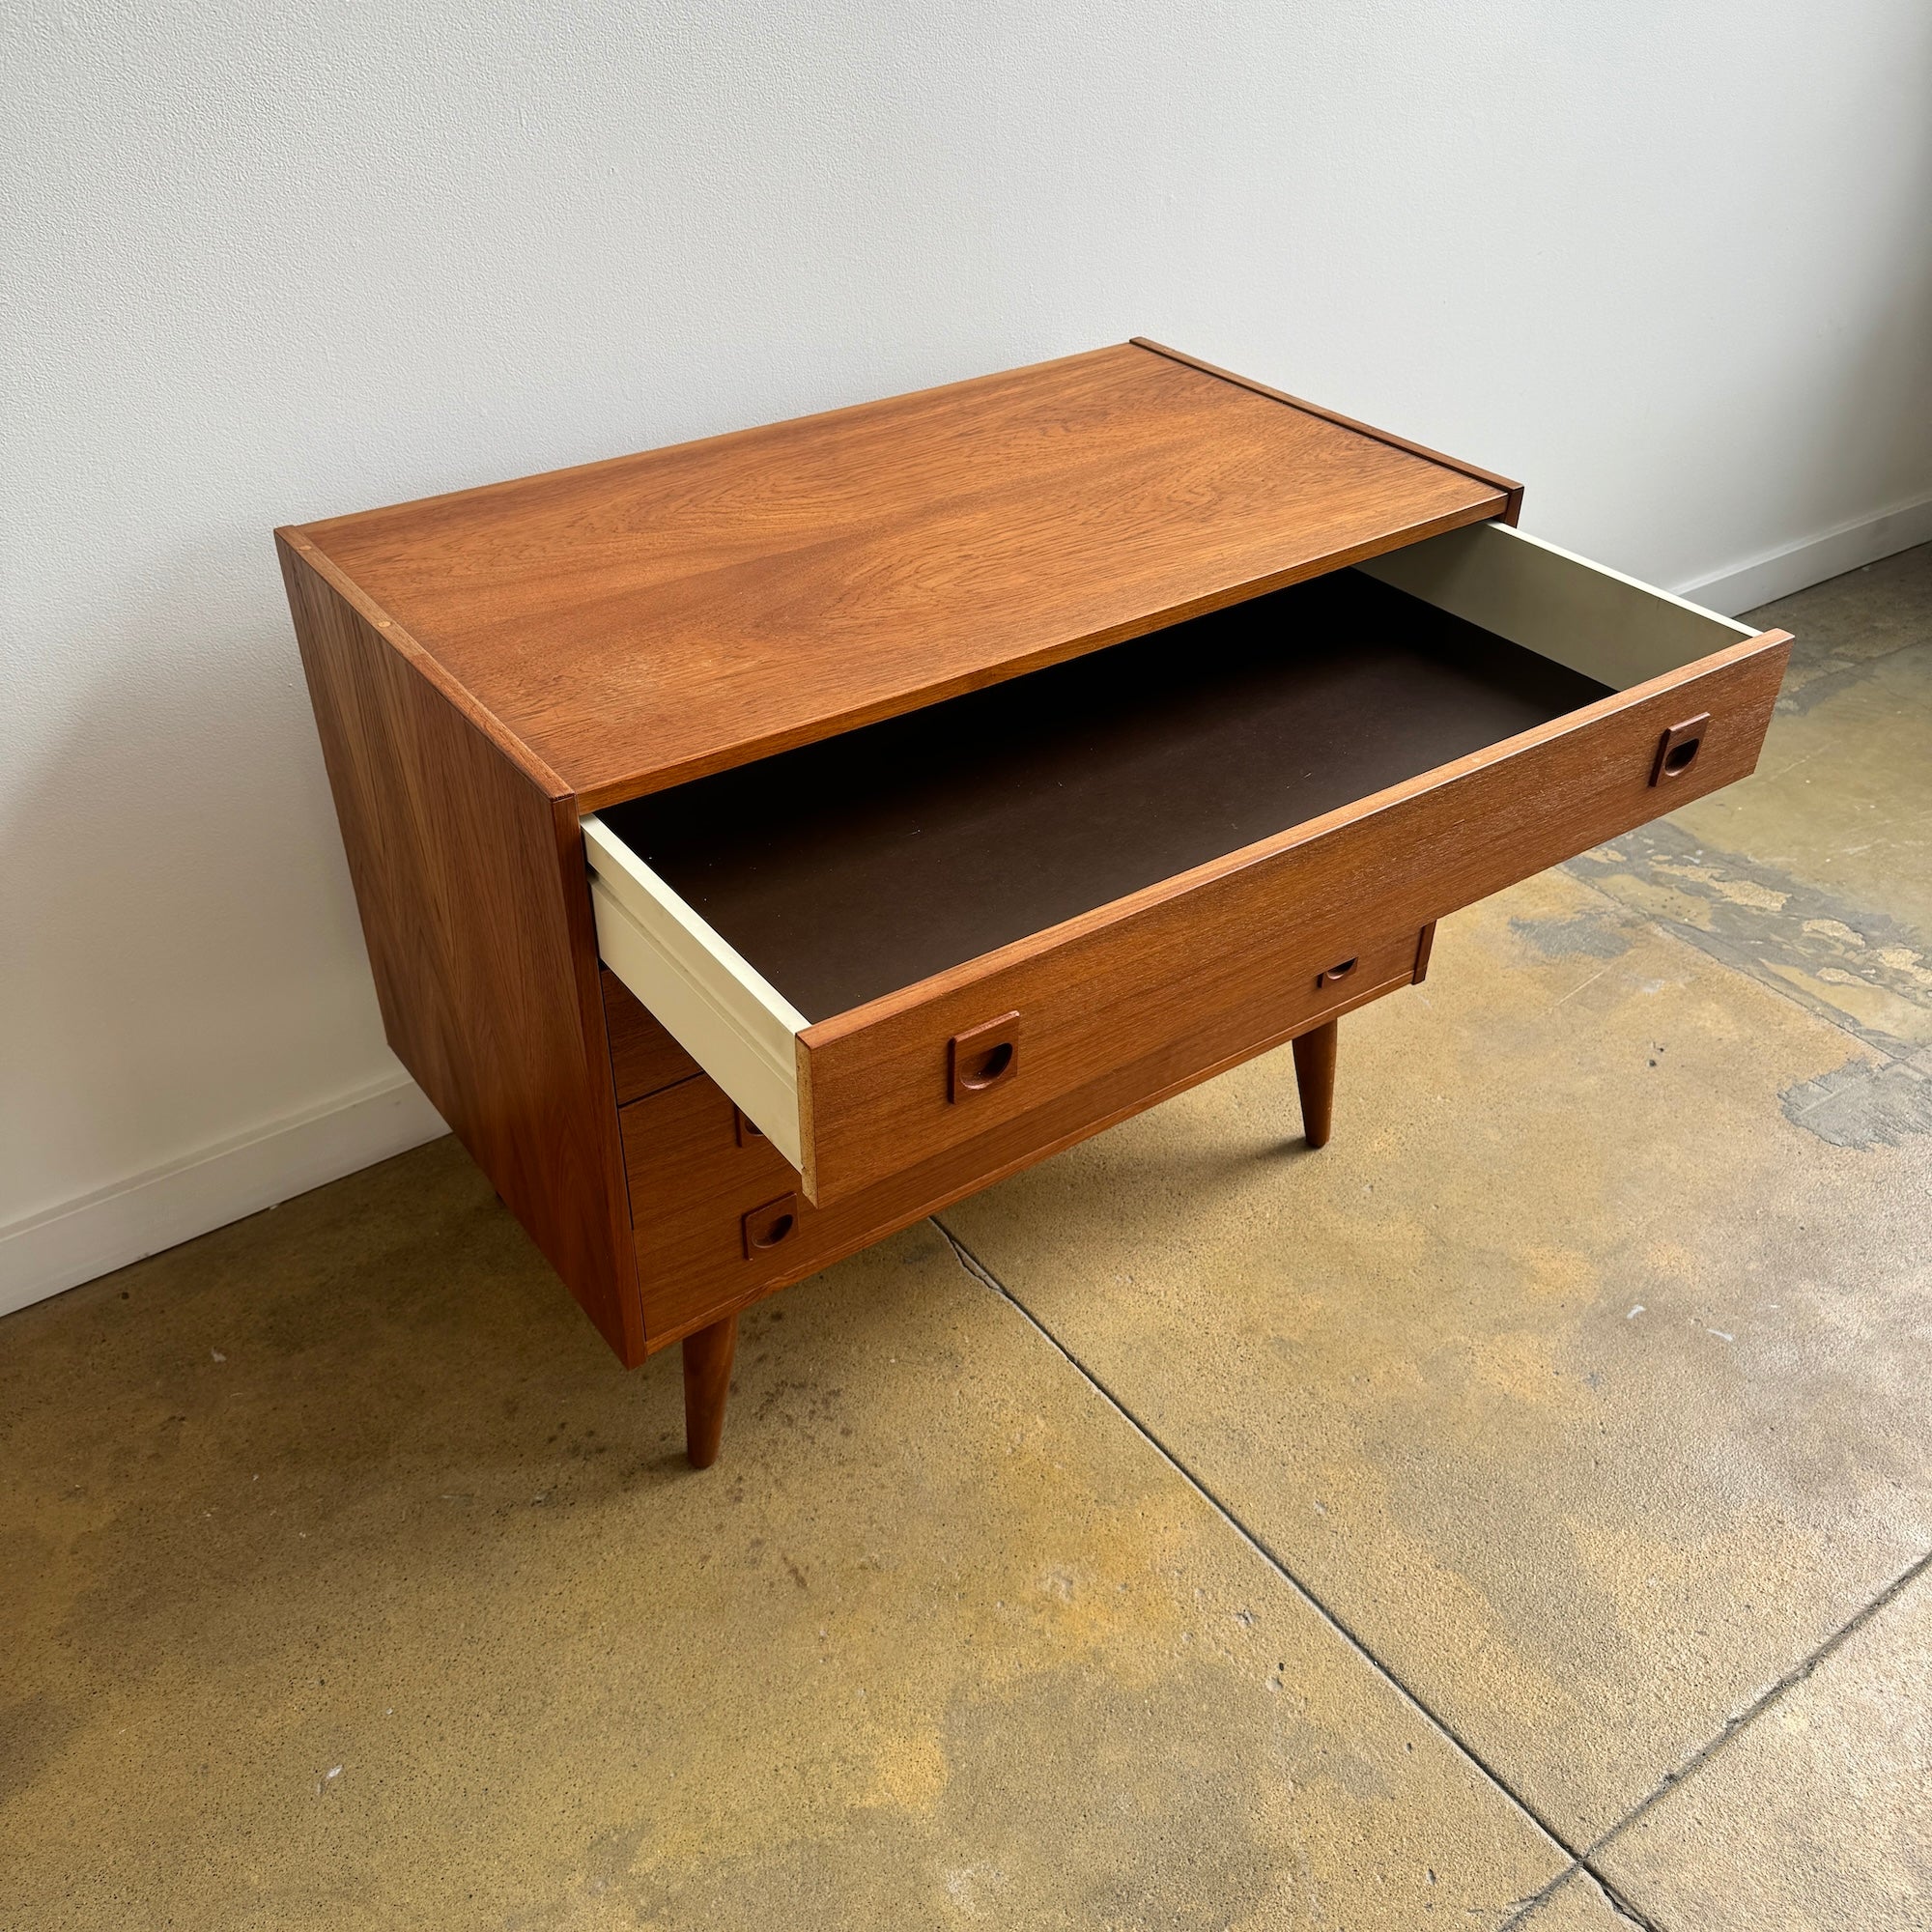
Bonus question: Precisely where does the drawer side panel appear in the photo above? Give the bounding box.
[1359,522,1754,691]
[589,875,806,1167]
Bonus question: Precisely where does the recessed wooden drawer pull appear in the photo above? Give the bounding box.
[1652,713,1711,785]
[1319,956,1359,988]
[741,1192,799,1256]
[949,1012,1022,1102]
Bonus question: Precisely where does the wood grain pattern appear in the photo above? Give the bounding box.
[279,525,569,793]
[279,537,645,1363]
[795,631,1791,1203]
[601,968,701,1104]
[623,960,1419,1350]
[1132,338,1525,526]
[288,343,1507,810]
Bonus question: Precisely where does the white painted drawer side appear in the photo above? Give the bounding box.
[582,817,807,1168]
[1359,520,1755,692]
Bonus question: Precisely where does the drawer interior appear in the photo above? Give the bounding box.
[583,519,1759,1170]
[597,554,1611,1022]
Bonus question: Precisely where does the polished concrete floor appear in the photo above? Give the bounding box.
[5,546,1928,1930]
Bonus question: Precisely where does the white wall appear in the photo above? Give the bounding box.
[6,0,1931,1313]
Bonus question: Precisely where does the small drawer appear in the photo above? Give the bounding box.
[624,1075,803,1341]
[601,968,701,1103]
[623,931,1420,1344]
[588,521,1787,1207]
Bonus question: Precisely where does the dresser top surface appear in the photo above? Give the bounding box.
[285,339,1512,809]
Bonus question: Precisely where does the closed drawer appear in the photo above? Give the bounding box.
[588,520,1788,1207]
[601,967,700,1103]
[624,931,1417,1343]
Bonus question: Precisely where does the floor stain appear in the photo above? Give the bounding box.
[1780,1053,1932,1150]
[0,1691,79,1811]
[1508,909,1634,961]
[1769,545,1932,717]
[1569,821,1932,1060]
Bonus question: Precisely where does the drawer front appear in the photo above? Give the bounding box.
[798,635,1785,1200]
[625,1076,789,1344]
[602,968,701,1103]
[624,941,1420,1346]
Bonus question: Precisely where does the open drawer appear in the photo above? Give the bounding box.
[585,520,1788,1205]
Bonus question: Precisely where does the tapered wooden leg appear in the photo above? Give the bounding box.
[681,1313,738,1469]
[1293,1017,1338,1150]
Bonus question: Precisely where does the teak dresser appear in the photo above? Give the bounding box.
[278,340,1790,1467]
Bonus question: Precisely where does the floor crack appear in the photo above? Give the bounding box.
[1573,1539,1932,1874]
[934,1214,1932,1929]
[1492,1862,1583,1930]
[1589,1870,1668,1931]
[929,1213,1587,1877]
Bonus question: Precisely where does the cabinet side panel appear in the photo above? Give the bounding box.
[278,538,644,1364]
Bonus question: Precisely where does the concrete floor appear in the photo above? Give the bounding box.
[5,547,1928,1930]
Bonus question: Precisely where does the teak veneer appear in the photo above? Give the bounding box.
[279,339,1790,1466]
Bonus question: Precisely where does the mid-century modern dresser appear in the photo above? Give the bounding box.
[278,340,1790,1466]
